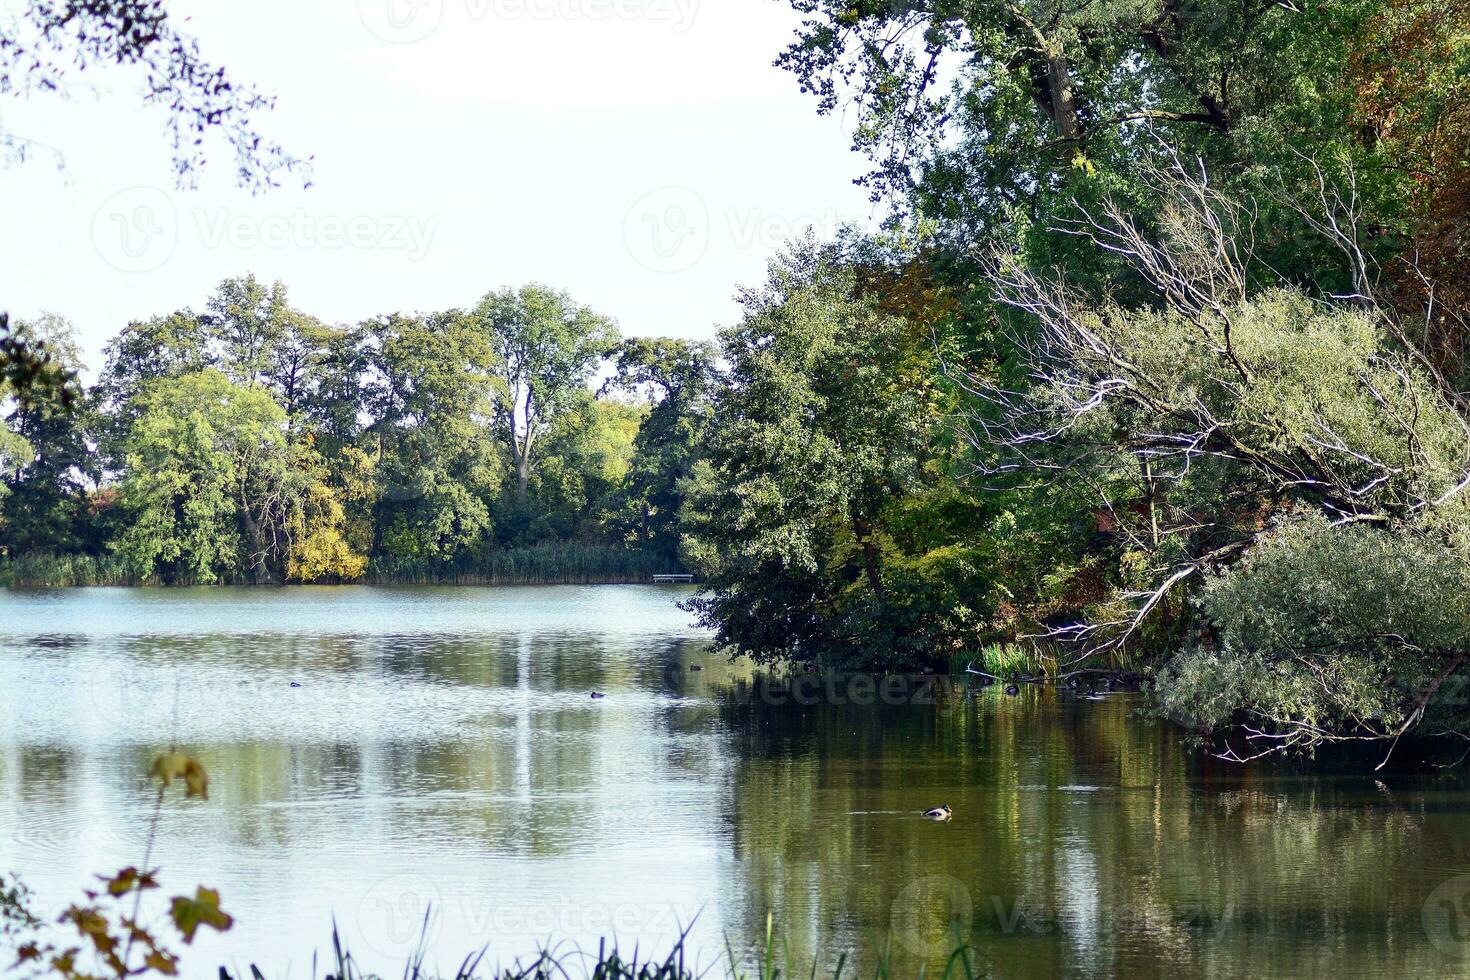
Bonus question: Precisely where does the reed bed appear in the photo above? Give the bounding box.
[0,545,679,588]
[218,917,978,980]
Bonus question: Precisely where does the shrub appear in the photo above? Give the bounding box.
[1157,514,1470,758]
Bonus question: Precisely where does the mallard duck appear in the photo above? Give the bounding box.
[590,691,607,700]
[923,805,953,822]
[1004,684,1020,697]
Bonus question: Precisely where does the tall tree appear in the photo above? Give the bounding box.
[95,310,212,463]
[0,313,92,554]
[687,244,949,667]
[204,275,292,389]
[115,369,362,584]
[362,311,502,567]
[473,285,619,503]
[607,337,719,565]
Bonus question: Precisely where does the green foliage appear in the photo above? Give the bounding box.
[605,338,719,566]
[758,0,1470,755]
[473,284,620,503]
[0,552,141,587]
[114,370,288,584]
[685,243,968,669]
[362,310,501,565]
[1158,514,1470,755]
[0,312,86,557]
[957,642,1041,680]
[2,275,708,587]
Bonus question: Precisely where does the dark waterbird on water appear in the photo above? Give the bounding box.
[1004,683,1020,696]
[590,692,606,699]
[923,805,953,822]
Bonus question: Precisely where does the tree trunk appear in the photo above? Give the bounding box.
[1006,5,1081,141]
[1044,45,1081,141]
[237,485,273,585]
[852,514,885,600]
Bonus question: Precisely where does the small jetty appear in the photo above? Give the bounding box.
[652,573,695,584]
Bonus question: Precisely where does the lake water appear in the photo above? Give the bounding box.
[3,586,1470,978]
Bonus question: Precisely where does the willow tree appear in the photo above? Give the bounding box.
[974,160,1470,758]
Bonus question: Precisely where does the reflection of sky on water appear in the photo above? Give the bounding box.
[2,586,1470,978]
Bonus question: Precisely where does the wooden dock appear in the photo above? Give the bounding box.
[652,573,695,584]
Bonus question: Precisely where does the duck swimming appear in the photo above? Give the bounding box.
[923,805,953,822]
[590,692,607,700]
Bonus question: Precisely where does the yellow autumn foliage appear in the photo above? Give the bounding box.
[284,482,368,583]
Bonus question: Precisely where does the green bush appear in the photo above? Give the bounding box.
[1157,514,1470,755]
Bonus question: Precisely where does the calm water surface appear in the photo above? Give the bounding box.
[3,586,1470,978]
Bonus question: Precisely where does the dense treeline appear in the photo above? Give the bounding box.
[0,281,714,586]
[680,0,1470,759]
[4,0,1470,760]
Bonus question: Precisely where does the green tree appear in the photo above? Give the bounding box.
[606,337,719,566]
[0,314,93,555]
[114,370,362,584]
[95,310,212,464]
[203,274,293,389]
[115,370,284,583]
[687,244,952,668]
[523,394,645,544]
[362,312,502,568]
[473,285,619,503]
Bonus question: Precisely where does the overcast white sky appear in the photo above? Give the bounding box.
[0,0,875,374]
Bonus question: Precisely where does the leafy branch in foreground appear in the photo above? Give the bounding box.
[0,0,309,189]
[1,753,232,978]
[0,313,77,410]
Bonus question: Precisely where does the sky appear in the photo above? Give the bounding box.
[0,0,877,375]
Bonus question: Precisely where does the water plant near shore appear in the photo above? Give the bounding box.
[214,916,979,980]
